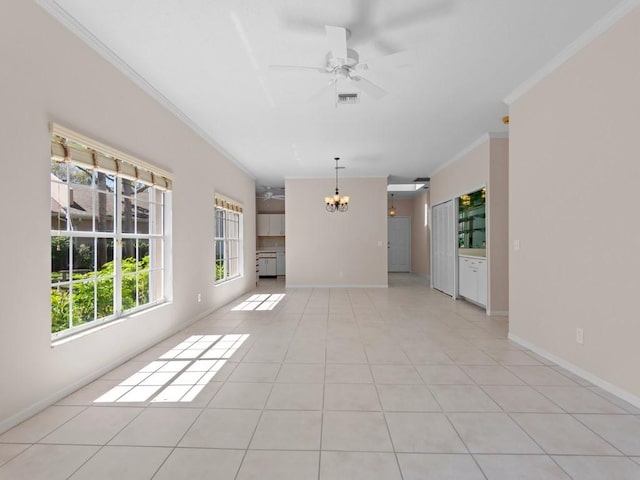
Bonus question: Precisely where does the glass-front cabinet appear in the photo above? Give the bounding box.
[458,188,486,256]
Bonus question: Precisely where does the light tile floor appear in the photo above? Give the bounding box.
[1,274,640,479]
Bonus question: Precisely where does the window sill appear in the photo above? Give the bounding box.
[214,274,243,287]
[51,300,169,347]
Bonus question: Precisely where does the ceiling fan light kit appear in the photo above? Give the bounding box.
[325,157,349,213]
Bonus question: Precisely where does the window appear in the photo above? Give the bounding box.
[215,195,243,283]
[50,124,172,339]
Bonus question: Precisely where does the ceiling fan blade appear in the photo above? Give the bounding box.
[325,25,348,62]
[269,65,329,73]
[350,75,387,99]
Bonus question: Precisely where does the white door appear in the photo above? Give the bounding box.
[432,200,455,296]
[388,216,411,272]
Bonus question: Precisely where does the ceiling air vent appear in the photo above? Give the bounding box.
[413,177,430,182]
[337,93,359,104]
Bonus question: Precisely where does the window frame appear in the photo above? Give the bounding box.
[50,125,172,341]
[214,200,243,284]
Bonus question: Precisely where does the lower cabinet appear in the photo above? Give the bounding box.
[276,252,285,276]
[258,257,277,277]
[458,256,487,307]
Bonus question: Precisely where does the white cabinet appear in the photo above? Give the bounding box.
[258,257,277,277]
[257,214,285,236]
[477,259,487,306]
[270,214,285,236]
[276,252,285,276]
[458,256,487,307]
[257,215,270,236]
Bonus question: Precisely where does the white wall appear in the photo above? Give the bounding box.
[285,177,388,287]
[411,190,431,277]
[0,1,256,431]
[509,6,640,401]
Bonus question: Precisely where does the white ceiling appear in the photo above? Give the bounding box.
[45,0,628,190]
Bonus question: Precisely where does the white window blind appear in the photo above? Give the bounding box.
[214,194,243,213]
[50,123,173,191]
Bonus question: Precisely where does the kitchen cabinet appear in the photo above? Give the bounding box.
[257,214,285,236]
[258,257,277,277]
[276,251,285,276]
[459,256,487,307]
[257,215,270,236]
[270,214,285,236]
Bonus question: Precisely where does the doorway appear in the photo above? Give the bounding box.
[388,216,411,272]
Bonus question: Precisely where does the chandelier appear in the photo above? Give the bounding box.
[325,157,349,212]
[388,193,396,217]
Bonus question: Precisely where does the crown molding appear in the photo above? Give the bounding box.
[431,133,481,176]
[35,0,255,180]
[504,0,640,105]
[430,131,508,177]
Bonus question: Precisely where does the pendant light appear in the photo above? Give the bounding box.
[388,193,396,217]
[325,157,349,212]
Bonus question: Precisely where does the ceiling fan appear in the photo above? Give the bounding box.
[270,25,412,102]
[257,186,285,200]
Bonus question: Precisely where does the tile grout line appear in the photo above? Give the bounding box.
[358,287,406,480]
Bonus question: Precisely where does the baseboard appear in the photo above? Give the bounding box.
[0,305,219,435]
[285,284,388,289]
[508,333,640,409]
[488,310,509,316]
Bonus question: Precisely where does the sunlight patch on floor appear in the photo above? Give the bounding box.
[94,334,249,403]
[231,293,285,311]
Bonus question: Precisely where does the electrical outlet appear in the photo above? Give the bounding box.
[514,239,520,251]
[197,293,202,303]
[576,328,584,345]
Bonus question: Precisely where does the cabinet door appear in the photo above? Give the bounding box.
[257,215,270,236]
[259,258,277,276]
[476,259,487,306]
[269,214,285,236]
[258,258,268,276]
[267,258,277,276]
[276,253,285,275]
[458,258,474,299]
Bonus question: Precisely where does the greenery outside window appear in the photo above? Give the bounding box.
[50,125,172,339]
[215,196,243,283]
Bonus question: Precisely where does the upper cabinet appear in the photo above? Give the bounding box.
[458,188,486,253]
[257,214,270,236]
[257,214,285,236]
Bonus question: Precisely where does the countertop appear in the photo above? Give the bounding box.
[257,247,285,254]
[458,248,486,258]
